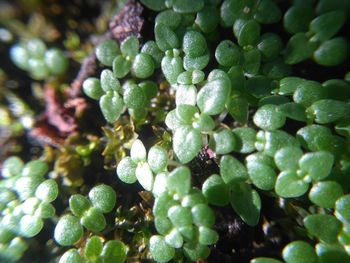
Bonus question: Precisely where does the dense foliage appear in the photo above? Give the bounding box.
[0,0,350,262]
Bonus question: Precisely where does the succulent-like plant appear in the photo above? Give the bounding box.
[1,0,350,262]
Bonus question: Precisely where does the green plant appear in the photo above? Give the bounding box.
[10,38,68,79]
[0,157,58,261]
[54,184,116,246]
[1,0,350,262]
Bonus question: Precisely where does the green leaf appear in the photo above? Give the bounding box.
[257,33,283,61]
[54,215,83,246]
[335,194,350,223]
[293,80,325,107]
[95,39,120,66]
[275,171,309,198]
[10,44,30,70]
[153,193,177,217]
[178,226,196,242]
[299,151,334,181]
[195,6,220,33]
[220,0,255,27]
[15,176,45,200]
[83,78,104,100]
[99,92,124,123]
[192,113,215,132]
[168,205,192,227]
[226,95,249,124]
[154,216,172,235]
[176,104,198,124]
[152,172,169,197]
[59,249,84,263]
[161,51,183,84]
[183,242,210,261]
[22,160,48,177]
[165,109,184,130]
[81,207,106,232]
[19,215,43,238]
[278,102,307,122]
[197,78,231,115]
[253,104,286,130]
[178,70,205,85]
[101,240,127,263]
[155,10,181,29]
[120,36,139,58]
[141,41,163,68]
[304,214,341,244]
[35,202,55,218]
[296,125,333,152]
[173,126,202,164]
[183,52,210,71]
[167,166,191,197]
[245,76,272,99]
[132,53,155,79]
[232,127,257,154]
[274,146,303,171]
[254,0,281,24]
[283,4,314,34]
[28,58,49,80]
[183,31,207,57]
[198,226,218,245]
[135,162,154,191]
[202,174,230,206]
[316,243,350,263]
[215,40,241,68]
[89,184,116,213]
[310,10,346,42]
[100,69,121,93]
[262,58,292,80]
[165,228,183,248]
[230,183,261,226]
[147,146,168,174]
[191,203,215,227]
[139,81,158,99]
[209,128,237,155]
[35,179,58,202]
[130,139,147,163]
[2,156,23,178]
[220,155,248,186]
[21,197,40,215]
[278,77,305,95]
[282,241,317,263]
[112,55,132,78]
[172,0,204,13]
[307,99,350,124]
[247,162,276,190]
[123,84,147,110]
[234,19,261,47]
[84,236,103,259]
[149,235,175,263]
[26,38,46,58]
[140,0,166,11]
[176,84,197,105]
[155,24,179,52]
[242,48,261,75]
[284,33,318,65]
[255,130,300,157]
[116,157,137,184]
[181,188,207,208]
[309,181,343,208]
[45,49,68,75]
[69,194,91,217]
